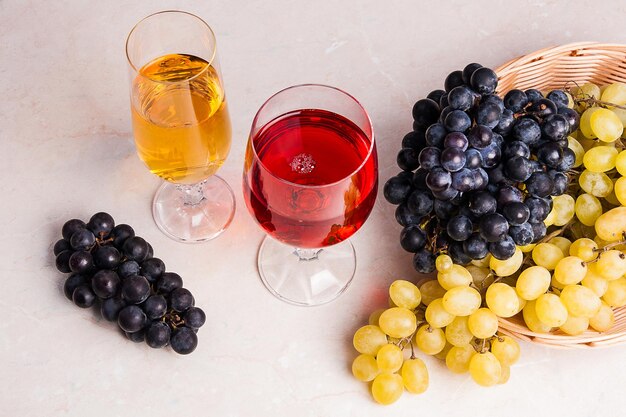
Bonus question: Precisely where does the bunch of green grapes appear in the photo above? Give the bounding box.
[351,280,428,405]
[516,215,626,335]
[568,82,626,215]
[423,255,522,387]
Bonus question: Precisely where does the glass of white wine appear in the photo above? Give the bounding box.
[126,11,235,242]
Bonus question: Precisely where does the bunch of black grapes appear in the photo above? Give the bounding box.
[53,212,205,354]
[384,63,578,273]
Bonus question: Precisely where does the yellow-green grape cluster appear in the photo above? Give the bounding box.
[570,82,626,216]
[351,280,428,405]
[515,233,626,335]
[427,255,521,387]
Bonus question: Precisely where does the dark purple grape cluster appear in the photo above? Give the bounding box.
[53,212,205,354]
[385,63,578,273]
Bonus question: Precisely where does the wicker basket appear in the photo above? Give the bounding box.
[494,42,626,348]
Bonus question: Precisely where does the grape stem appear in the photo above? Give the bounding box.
[565,81,626,111]
[593,236,626,253]
[398,323,422,351]
[573,97,626,112]
[409,337,416,359]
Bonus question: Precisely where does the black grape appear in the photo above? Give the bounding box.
[146,322,171,349]
[184,307,207,329]
[170,327,198,355]
[92,270,121,299]
[87,212,115,239]
[62,219,86,241]
[170,288,195,313]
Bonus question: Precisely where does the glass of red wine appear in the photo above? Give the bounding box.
[243,84,378,306]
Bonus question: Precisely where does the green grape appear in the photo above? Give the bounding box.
[532,243,564,270]
[471,254,491,268]
[583,145,618,172]
[605,179,622,206]
[615,177,626,206]
[489,247,523,277]
[575,194,604,227]
[369,308,386,326]
[379,307,417,338]
[401,358,429,394]
[445,316,473,347]
[559,284,601,318]
[436,254,453,273]
[601,82,626,106]
[551,274,565,291]
[595,207,626,242]
[602,277,626,307]
[596,250,626,281]
[523,300,553,333]
[581,266,609,297]
[559,314,589,336]
[589,301,615,331]
[579,170,614,197]
[371,373,404,405]
[515,293,527,314]
[486,283,519,318]
[433,342,453,360]
[442,286,481,317]
[467,308,499,339]
[414,325,446,355]
[419,280,447,306]
[376,343,404,373]
[469,352,502,387]
[535,293,568,327]
[580,107,600,138]
[590,107,623,142]
[569,238,599,262]
[544,207,557,227]
[467,265,494,289]
[352,354,379,381]
[552,194,576,226]
[445,345,476,373]
[516,265,551,301]
[548,237,572,257]
[437,264,473,290]
[519,243,536,253]
[580,82,602,99]
[616,150,626,176]
[614,108,626,128]
[553,256,587,285]
[568,136,585,167]
[353,325,388,355]
[490,335,520,366]
[389,280,421,310]
[425,298,455,328]
[499,365,511,384]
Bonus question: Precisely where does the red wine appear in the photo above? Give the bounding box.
[243,109,378,248]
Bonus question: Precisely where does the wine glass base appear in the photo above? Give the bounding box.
[257,236,357,306]
[152,175,236,243]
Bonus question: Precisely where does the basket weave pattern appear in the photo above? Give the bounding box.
[494,42,626,348]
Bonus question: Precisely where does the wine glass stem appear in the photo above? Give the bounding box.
[294,248,322,261]
[177,181,206,206]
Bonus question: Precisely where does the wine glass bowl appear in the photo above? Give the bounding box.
[243,84,378,306]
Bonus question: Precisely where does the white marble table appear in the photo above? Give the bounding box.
[2,1,626,415]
